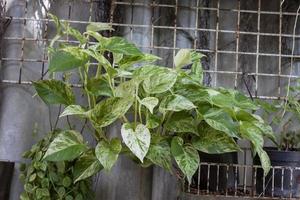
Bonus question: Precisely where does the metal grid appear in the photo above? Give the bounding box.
[0,0,299,100]
[1,0,300,199]
[183,150,300,199]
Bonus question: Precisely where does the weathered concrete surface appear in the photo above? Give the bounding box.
[1,0,299,200]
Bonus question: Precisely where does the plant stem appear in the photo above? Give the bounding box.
[134,85,139,127]
[139,103,142,124]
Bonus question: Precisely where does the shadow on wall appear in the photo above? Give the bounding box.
[0,161,14,200]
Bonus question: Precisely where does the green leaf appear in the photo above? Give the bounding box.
[121,123,151,162]
[65,195,74,200]
[165,112,198,134]
[171,137,199,184]
[86,22,114,32]
[20,192,30,200]
[43,130,87,161]
[174,49,192,69]
[24,183,34,193]
[86,77,113,97]
[159,94,196,112]
[60,105,88,118]
[202,108,239,138]
[95,138,122,171]
[89,97,133,128]
[192,125,240,154]
[140,97,159,114]
[143,69,177,94]
[33,80,75,105]
[57,187,66,198]
[62,176,72,187]
[146,140,172,171]
[74,151,103,183]
[48,48,88,72]
[29,173,37,182]
[36,188,50,199]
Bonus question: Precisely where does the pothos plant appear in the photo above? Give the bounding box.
[21,15,275,199]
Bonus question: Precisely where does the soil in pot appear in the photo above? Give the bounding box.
[191,152,238,193]
[254,147,300,198]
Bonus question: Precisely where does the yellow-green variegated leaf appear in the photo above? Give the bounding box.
[256,146,271,177]
[89,97,133,129]
[121,123,151,162]
[143,69,177,94]
[102,37,143,56]
[159,94,196,113]
[60,105,89,118]
[86,22,114,32]
[146,114,160,129]
[33,80,75,105]
[73,151,103,183]
[146,140,172,171]
[165,112,198,134]
[48,47,88,72]
[140,97,159,114]
[86,77,113,97]
[43,130,87,161]
[202,108,239,138]
[192,126,240,154]
[174,49,192,69]
[171,136,199,184]
[95,138,122,171]
[115,79,136,99]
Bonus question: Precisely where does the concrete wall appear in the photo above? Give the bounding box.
[0,0,299,200]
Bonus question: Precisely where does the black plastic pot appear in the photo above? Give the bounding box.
[255,147,300,198]
[0,161,14,200]
[192,152,238,193]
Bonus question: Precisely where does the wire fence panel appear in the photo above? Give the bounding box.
[1,0,300,199]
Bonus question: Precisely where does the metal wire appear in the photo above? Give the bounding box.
[1,1,300,199]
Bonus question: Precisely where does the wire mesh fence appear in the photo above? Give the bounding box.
[1,0,300,199]
[1,0,300,99]
[182,149,300,199]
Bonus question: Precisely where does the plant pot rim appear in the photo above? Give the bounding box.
[263,146,300,153]
[262,147,300,164]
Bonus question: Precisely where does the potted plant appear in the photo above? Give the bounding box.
[255,83,300,198]
[20,15,274,199]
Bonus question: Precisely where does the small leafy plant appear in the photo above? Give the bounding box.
[260,79,300,151]
[21,15,275,198]
[20,130,93,200]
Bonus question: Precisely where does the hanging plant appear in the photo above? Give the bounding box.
[21,15,275,199]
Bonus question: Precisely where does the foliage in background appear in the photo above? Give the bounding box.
[21,15,275,199]
[259,79,300,151]
[20,130,93,200]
